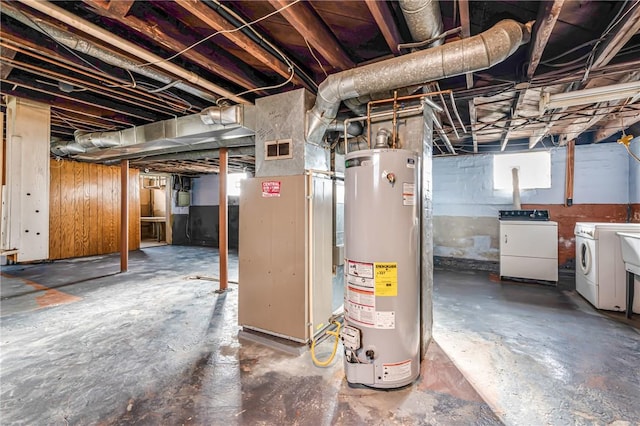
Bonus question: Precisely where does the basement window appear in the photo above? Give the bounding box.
[228,173,247,197]
[493,151,551,190]
[265,139,293,160]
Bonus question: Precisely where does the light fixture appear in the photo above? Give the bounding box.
[539,81,640,112]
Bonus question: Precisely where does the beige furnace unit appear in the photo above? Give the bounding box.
[239,173,333,343]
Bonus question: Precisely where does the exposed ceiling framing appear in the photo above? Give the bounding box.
[1,0,639,174]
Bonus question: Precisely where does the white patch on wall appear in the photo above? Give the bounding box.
[493,151,551,190]
[228,173,248,197]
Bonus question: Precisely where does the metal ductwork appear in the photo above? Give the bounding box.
[306,19,533,145]
[5,3,233,103]
[326,117,363,137]
[399,0,444,48]
[50,105,256,160]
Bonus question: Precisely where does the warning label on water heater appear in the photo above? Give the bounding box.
[375,311,395,329]
[374,263,398,296]
[346,260,375,327]
[347,260,374,279]
[346,260,399,328]
[402,183,415,206]
[382,359,412,382]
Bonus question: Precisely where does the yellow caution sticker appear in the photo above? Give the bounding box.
[374,262,398,296]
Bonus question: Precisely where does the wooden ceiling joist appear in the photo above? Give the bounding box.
[106,0,135,17]
[0,30,196,114]
[526,0,564,80]
[175,0,310,90]
[83,0,268,93]
[268,0,354,71]
[364,0,403,56]
[594,107,640,142]
[591,1,640,70]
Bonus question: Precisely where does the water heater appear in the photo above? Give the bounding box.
[343,148,420,388]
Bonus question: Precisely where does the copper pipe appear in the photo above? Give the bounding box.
[365,90,451,149]
[218,147,229,291]
[120,160,129,273]
[367,89,452,108]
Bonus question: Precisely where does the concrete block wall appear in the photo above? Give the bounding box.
[433,143,633,267]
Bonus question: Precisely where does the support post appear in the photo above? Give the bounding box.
[219,147,228,291]
[565,140,575,206]
[120,159,129,272]
[420,106,434,360]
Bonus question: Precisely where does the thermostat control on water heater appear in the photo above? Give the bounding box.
[341,326,361,351]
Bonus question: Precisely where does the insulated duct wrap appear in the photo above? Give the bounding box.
[306,19,532,144]
[399,0,444,47]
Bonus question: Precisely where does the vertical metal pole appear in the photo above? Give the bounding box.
[120,159,129,272]
[219,147,228,291]
[420,104,434,360]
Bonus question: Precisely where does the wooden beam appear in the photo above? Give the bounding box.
[270,0,354,70]
[2,78,156,122]
[594,107,640,142]
[365,0,403,55]
[526,0,564,79]
[83,0,266,93]
[0,28,196,113]
[218,147,228,292]
[107,0,135,16]
[176,0,308,88]
[501,0,564,145]
[592,2,640,70]
[1,55,182,116]
[558,72,640,145]
[120,160,129,272]
[564,140,574,207]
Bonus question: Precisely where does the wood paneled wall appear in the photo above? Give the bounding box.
[49,159,140,260]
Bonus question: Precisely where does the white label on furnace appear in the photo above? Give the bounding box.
[347,260,374,279]
[346,301,375,327]
[402,183,415,206]
[375,311,395,329]
[382,359,412,382]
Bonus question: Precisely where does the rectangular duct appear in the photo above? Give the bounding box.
[55,105,256,161]
[255,89,329,177]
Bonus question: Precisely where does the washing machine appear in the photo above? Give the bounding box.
[574,222,640,313]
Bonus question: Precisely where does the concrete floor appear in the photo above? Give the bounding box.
[1,246,639,425]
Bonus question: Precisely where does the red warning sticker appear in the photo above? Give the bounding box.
[261,180,281,197]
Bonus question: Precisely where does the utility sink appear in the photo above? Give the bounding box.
[617,232,640,275]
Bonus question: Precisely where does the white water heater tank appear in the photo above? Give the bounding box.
[343,148,420,388]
